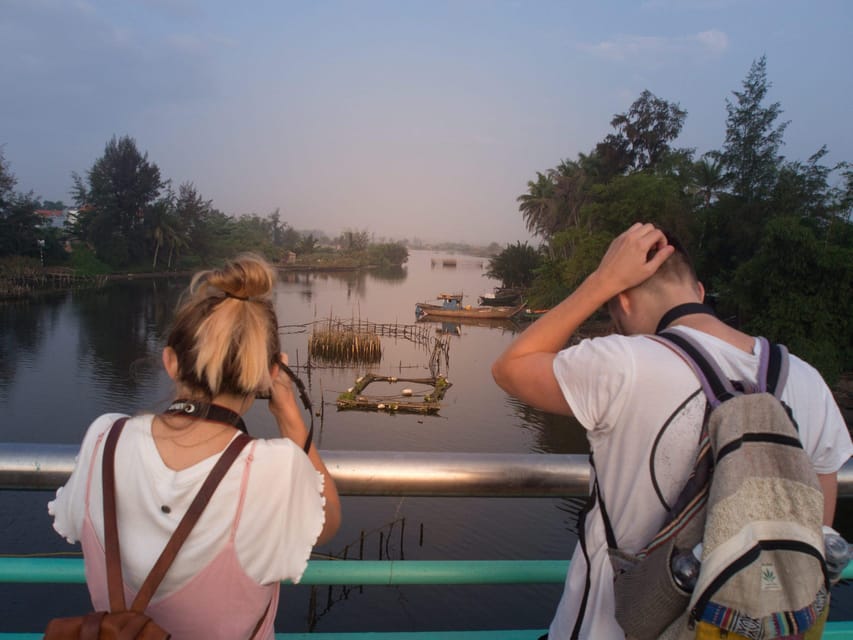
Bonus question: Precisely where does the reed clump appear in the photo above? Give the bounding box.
[309,328,382,364]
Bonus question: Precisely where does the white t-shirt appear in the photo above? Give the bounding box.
[49,413,326,593]
[548,326,852,640]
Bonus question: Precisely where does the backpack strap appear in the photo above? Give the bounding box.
[102,418,252,613]
[589,454,618,550]
[102,417,130,613]
[765,340,790,400]
[655,330,738,408]
[658,330,789,403]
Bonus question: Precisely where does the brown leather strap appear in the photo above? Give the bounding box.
[102,417,130,613]
[81,611,106,640]
[129,432,252,612]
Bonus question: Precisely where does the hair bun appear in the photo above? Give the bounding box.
[172,253,281,398]
[207,254,275,301]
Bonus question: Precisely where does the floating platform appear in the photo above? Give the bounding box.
[337,373,452,414]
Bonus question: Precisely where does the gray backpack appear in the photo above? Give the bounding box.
[598,329,828,640]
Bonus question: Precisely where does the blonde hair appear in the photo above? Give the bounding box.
[167,254,281,399]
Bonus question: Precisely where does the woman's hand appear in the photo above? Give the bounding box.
[267,354,342,545]
[267,352,307,442]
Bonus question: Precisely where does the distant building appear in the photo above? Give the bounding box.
[34,209,66,228]
[285,251,297,264]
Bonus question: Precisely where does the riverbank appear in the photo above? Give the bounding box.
[0,258,382,300]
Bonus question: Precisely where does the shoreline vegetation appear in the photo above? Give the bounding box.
[0,244,418,300]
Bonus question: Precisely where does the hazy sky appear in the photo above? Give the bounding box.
[2,1,851,245]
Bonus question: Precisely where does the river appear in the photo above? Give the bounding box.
[1,248,851,633]
[0,250,587,634]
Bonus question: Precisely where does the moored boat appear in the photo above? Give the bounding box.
[415,300,525,320]
[478,287,523,306]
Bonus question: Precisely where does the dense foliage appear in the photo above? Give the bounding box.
[512,56,852,382]
[486,242,542,289]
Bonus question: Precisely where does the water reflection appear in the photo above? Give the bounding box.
[503,396,589,455]
[415,316,521,334]
[0,296,62,393]
[70,280,181,406]
[503,396,591,536]
[368,265,407,283]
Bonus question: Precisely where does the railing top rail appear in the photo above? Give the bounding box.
[1,443,852,497]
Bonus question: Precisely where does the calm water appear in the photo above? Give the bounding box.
[1,249,851,633]
[0,250,588,634]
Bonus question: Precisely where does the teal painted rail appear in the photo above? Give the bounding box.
[2,557,853,639]
[0,557,572,585]
[2,556,852,584]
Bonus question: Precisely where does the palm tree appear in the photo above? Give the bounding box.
[551,159,592,231]
[517,172,557,239]
[692,154,727,207]
[147,203,180,270]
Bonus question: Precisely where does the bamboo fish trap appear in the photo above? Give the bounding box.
[308,327,382,364]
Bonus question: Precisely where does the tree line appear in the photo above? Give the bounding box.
[0,139,407,273]
[488,57,852,382]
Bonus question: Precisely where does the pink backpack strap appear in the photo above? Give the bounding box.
[84,421,119,511]
[230,439,259,541]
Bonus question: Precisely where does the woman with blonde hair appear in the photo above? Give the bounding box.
[48,254,341,639]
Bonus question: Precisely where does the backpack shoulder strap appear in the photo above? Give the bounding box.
[764,339,790,399]
[102,417,130,613]
[129,432,252,612]
[589,453,618,550]
[658,330,789,400]
[652,330,736,408]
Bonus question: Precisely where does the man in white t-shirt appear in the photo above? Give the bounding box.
[491,222,852,639]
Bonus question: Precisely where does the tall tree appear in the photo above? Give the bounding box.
[0,150,42,258]
[72,136,165,266]
[597,90,688,174]
[0,149,15,205]
[720,56,788,203]
[174,182,212,237]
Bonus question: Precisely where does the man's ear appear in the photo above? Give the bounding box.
[696,281,706,302]
[162,346,179,381]
[616,291,632,316]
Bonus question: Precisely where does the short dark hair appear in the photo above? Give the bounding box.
[645,228,697,283]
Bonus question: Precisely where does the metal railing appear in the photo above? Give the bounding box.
[2,443,853,495]
[2,444,853,639]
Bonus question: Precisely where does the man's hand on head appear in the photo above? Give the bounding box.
[593,223,675,296]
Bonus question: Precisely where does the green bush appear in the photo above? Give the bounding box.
[69,246,112,275]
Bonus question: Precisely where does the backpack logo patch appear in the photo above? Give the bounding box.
[760,563,782,591]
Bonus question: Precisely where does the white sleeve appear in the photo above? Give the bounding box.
[47,413,127,544]
[552,335,636,434]
[236,438,326,585]
[784,356,853,475]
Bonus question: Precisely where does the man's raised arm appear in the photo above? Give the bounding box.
[491,223,673,416]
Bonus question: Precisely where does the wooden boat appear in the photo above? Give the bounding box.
[415,301,525,320]
[478,288,523,306]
